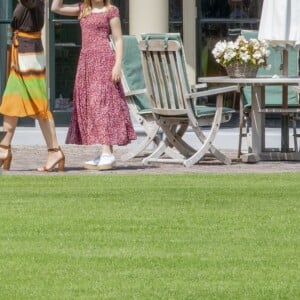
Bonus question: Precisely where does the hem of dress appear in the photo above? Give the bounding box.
[65,139,137,146]
[0,110,53,120]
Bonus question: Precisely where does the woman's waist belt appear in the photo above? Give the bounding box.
[11,31,42,71]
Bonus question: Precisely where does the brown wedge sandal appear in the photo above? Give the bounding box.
[37,147,65,172]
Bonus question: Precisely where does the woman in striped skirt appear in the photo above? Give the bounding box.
[0,0,65,172]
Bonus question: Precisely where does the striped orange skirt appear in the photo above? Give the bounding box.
[0,31,52,119]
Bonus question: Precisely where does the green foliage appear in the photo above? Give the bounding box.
[0,174,299,299]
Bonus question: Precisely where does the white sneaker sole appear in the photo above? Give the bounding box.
[83,156,101,170]
[84,163,101,170]
[97,161,116,171]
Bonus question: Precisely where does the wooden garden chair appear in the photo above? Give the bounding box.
[139,33,238,167]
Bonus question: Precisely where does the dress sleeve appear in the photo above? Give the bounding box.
[108,5,120,20]
[20,0,38,9]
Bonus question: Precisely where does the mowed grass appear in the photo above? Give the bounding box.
[0,173,299,299]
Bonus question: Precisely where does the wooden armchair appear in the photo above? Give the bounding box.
[139,33,238,167]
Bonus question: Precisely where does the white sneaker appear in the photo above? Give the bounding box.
[84,155,101,170]
[97,154,116,170]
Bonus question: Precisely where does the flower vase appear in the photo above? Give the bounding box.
[226,62,258,78]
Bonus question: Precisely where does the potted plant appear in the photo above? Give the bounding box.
[212,35,270,77]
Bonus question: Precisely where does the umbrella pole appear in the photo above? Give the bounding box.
[281,49,289,152]
[282,49,288,77]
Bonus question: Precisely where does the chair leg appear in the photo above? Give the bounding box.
[292,116,299,152]
[237,90,244,159]
[237,118,244,159]
[142,123,190,165]
[185,124,231,166]
[121,124,160,161]
[164,124,194,159]
[245,114,252,153]
[142,137,184,165]
[184,95,231,167]
[162,123,195,157]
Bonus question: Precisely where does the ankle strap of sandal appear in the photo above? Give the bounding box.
[0,144,11,150]
[48,147,61,152]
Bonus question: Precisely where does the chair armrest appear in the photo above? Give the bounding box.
[191,83,207,91]
[124,88,147,97]
[186,85,238,99]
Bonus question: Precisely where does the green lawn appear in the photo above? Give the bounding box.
[0,174,299,299]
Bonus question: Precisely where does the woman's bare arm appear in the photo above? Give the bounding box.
[51,0,80,16]
[110,16,123,83]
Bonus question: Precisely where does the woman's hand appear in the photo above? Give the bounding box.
[110,16,123,84]
[112,65,122,84]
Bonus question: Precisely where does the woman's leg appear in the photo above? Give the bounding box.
[37,117,59,149]
[37,117,64,170]
[84,145,113,170]
[1,115,18,147]
[97,144,115,170]
[0,115,17,170]
[102,144,113,155]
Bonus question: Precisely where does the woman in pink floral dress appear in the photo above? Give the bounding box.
[51,0,136,170]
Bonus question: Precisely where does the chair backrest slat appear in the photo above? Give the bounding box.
[168,51,186,108]
[154,43,178,110]
[139,37,188,114]
[153,51,170,109]
[144,50,162,109]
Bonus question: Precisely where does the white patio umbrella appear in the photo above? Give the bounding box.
[258,0,300,151]
[258,0,300,76]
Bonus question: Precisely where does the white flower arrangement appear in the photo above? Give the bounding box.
[212,35,271,68]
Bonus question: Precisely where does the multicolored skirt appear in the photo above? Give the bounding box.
[0,30,52,119]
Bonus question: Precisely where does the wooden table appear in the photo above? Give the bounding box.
[198,76,300,161]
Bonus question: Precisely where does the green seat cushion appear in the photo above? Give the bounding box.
[194,105,235,118]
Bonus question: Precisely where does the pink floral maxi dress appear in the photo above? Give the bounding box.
[66,5,137,145]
